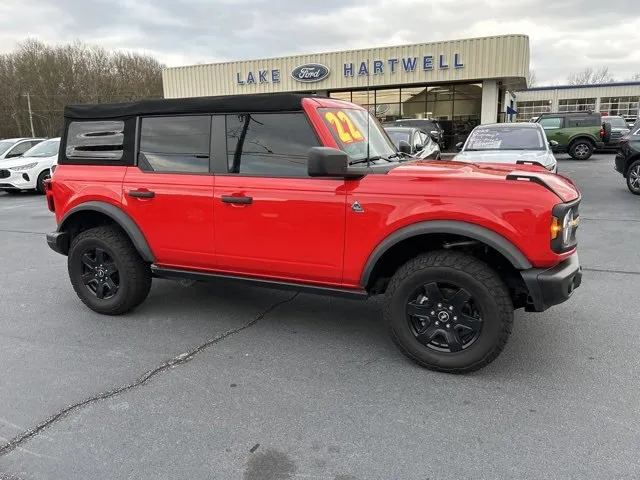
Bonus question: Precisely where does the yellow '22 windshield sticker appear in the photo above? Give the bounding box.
[324,110,365,144]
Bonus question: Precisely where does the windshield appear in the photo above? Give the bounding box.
[23,138,60,157]
[318,107,397,162]
[604,117,628,128]
[0,140,17,155]
[465,127,545,151]
[385,130,411,148]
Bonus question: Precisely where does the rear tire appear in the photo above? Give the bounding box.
[569,140,594,160]
[383,251,513,373]
[68,225,152,315]
[626,160,640,195]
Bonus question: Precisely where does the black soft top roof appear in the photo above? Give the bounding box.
[64,93,314,120]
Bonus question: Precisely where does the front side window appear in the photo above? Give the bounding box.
[538,117,563,130]
[6,141,33,157]
[384,130,411,149]
[138,116,211,173]
[225,112,320,177]
[465,127,545,151]
[319,107,397,162]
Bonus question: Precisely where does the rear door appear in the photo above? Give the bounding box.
[122,115,215,269]
[211,112,346,285]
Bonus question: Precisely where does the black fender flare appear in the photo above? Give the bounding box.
[58,201,155,262]
[360,220,532,287]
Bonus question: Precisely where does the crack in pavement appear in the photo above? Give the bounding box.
[582,267,640,276]
[0,292,299,457]
[0,229,46,235]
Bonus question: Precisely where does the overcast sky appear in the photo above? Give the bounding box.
[1,0,638,86]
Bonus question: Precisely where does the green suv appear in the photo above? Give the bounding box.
[535,111,611,160]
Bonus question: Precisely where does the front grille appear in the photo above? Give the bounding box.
[0,169,9,179]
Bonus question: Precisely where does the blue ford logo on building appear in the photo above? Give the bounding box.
[291,63,330,83]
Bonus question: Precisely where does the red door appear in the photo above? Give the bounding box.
[122,168,215,269]
[213,176,346,285]
[121,114,216,270]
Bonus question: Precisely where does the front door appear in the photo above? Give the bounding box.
[538,116,566,146]
[212,112,346,285]
[122,115,215,270]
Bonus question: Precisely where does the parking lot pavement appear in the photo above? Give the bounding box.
[1,153,639,479]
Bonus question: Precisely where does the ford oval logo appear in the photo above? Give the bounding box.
[290,63,330,83]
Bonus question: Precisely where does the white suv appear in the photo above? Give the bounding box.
[0,137,60,194]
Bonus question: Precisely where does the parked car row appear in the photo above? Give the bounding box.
[0,136,60,194]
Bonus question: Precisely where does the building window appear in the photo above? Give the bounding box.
[558,98,596,112]
[138,116,211,173]
[599,96,639,118]
[225,112,320,177]
[66,120,125,160]
[515,100,551,121]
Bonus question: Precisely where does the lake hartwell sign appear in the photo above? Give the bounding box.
[235,53,464,85]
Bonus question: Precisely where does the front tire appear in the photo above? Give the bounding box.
[569,140,594,160]
[383,251,513,373]
[36,169,50,194]
[626,160,640,195]
[68,225,152,315]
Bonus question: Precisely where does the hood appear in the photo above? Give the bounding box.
[454,149,554,166]
[388,159,579,202]
[0,154,56,169]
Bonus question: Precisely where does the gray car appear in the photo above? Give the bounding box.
[454,122,558,173]
[602,115,631,150]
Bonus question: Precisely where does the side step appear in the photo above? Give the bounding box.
[151,266,370,300]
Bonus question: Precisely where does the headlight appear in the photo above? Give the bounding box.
[9,162,37,171]
[550,200,580,253]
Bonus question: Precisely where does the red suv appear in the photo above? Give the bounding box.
[45,93,582,373]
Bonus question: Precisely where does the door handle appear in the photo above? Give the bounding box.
[128,189,155,199]
[221,195,252,205]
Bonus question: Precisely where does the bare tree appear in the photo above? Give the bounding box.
[527,69,536,88]
[631,73,640,81]
[0,39,164,138]
[567,66,614,85]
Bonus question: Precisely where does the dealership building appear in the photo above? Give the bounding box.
[514,82,640,123]
[163,34,529,149]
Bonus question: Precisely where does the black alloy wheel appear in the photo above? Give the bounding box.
[80,247,120,300]
[627,160,640,195]
[406,282,483,353]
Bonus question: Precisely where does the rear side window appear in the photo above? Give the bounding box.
[66,120,125,160]
[225,112,320,177]
[138,116,211,173]
[565,115,600,128]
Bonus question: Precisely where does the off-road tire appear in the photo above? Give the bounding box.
[383,250,513,374]
[68,225,152,315]
[568,140,594,160]
[36,169,50,194]
[626,159,640,195]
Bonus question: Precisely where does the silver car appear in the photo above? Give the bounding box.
[454,122,558,173]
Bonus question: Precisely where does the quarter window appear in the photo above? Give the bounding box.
[66,120,125,160]
[138,116,211,173]
[225,112,320,177]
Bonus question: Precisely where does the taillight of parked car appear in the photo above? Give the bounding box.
[600,127,605,138]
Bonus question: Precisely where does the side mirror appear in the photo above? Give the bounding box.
[414,143,423,152]
[455,142,464,151]
[307,147,359,178]
[398,140,412,154]
[429,133,439,143]
[549,140,559,147]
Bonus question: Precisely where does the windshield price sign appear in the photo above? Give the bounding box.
[323,110,365,144]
